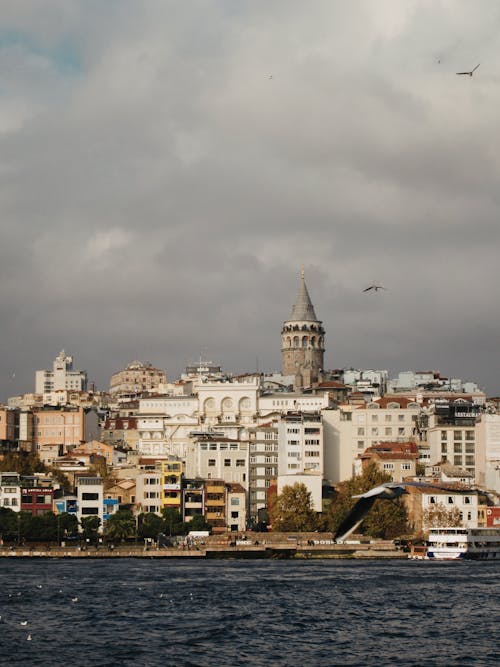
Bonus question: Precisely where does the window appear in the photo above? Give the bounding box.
[454,455,462,466]
[398,415,405,422]
[236,460,245,467]
[401,463,412,470]
[398,428,405,436]
[371,428,378,436]
[224,459,231,467]
[465,431,475,441]
[358,441,365,449]
[454,431,462,441]
[231,511,239,519]
[219,443,228,450]
[385,415,392,422]
[464,496,471,504]
[383,463,394,470]
[441,430,447,439]
[231,498,240,506]
[357,427,365,436]
[372,415,378,422]
[454,443,462,454]
[385,428,392,436]
[230,443,238,450]
[208,459,216,467]
[447,496,454,504]
[209,443,217,450]
[82,492,99,501]
[81,507,98,515]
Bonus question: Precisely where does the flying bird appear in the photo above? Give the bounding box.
[456,63,480,77]
[363,285,387,293]
[333,481,472,542]
[20,621,28,626]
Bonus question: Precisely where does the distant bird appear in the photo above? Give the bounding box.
[71,597,78,603]
[36,585,42,589]
[20,621,28,626]
[333,481,472,542]
[456,63,480,77]
[26,634,32,641]
[363,285,387,293]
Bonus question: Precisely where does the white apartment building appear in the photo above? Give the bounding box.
[76,477,104,531]
[0,472,21,512]
[259,392,330,422]
[420,489,479,529]
[35,350,87,394]
[476,413,500,492]
[277,412,323,511]
[185,437,249,489]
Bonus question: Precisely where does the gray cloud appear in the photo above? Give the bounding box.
[1,1,499,398]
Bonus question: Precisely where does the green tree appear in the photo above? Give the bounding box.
[104,509,136,542]
[186,513,211,532]
[0,452,46,475]
[27,512,58,542]
[161,507,186,536]
[270,483,318,532]
[58,512,79,539]
[137,512,165,539]
[0,507,18,541]
[80,515,101,542]
[325,462,408,539]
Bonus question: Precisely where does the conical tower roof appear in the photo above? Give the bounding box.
[288,270,318,322]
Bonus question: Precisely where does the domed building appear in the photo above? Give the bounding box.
[281,270,325,389]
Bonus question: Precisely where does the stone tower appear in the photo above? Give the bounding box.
[281,269,325,387]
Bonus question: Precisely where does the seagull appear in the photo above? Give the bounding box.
[333,481,472,542]
[20,621,28,626]
[456,63,480,77]
[27,634,32,641]
[71,597,79,603]
[363,285,387,293]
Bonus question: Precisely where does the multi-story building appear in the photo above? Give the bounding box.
[0,407,16,449]
[322,397,423,484]
[185,435,248,489]
[101,416,139,450]
[182,479,205,524]
[247,423,278,521]
[35,350,87,394]
[76,477,104,530]
[32,407,86,452]
[356,441,419,483]
[135,471,162,514]
[227,483,246,532]
[109,361,167,399]
[21,477,55,516]
[0,472,21,512]
[404,485,479,534]
[205,479,226,532]
[161,461,183,513]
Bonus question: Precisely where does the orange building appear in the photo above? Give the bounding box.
[33,407,85,452]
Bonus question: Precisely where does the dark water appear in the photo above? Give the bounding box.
[0,559,498,666]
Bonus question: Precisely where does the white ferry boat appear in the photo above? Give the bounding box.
[426,527,500,560]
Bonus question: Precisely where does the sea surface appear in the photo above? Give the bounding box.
[0,558,498,666]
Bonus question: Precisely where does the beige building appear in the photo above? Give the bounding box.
[227,483,246,532]
[35,350,87,394]
[109,361,167,398]
[0,407,16,444]
[33,407,85,452]
[356,441,419,483]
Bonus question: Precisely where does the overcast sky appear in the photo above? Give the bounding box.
[1,1,500,399]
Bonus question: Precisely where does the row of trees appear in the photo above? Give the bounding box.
[270,463,409,538]
[0,506,211,544]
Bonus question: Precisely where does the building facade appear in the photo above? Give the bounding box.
[35,350,87,394]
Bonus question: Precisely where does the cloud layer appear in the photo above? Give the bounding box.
[1,1,500,397]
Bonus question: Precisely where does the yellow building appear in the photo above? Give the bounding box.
[161,461,183,511]
[205,480,226,532]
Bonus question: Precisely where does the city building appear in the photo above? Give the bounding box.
[32,407,86,452]
[135,471,162,515]
[227,483,246,532]
[21,477,55,516]
[247,423,278,521]
[281,269,325,389]
[185,435,248,488]
[356,441,419,483]
[0,472,21,512]
[35,350,87,394]
[161,461,183,513]
[109,361,167,399]
[182,479,205,524]
[204,479,226,532]
[76,477,104,530]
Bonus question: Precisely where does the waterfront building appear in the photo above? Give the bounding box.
[0,472,21,512]
[182,479,205,524]
[35,350,87,394]
[21,477,55,516]
[227,483,246,532]
[403,484,479,534]
[135,471,162,515]
[281,270,325,389]
[247,423,279,521]
[205,479,226,532]
[161,460,183,513]
[76,476,104,530]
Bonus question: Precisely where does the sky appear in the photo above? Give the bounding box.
[1,0,500,399]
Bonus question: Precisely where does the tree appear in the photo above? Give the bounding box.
[0,452,46,475]
[27,512,58,541]
[270,483,318,532]
[104,509,136,542]
[137,512,164,539]
[186,514,211,532]
[0,507,18,541]
[423,503,463,529]
[58,512,79,539]
[80,515,101,542]
[325,462,409,539]
[161,508,186,536]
